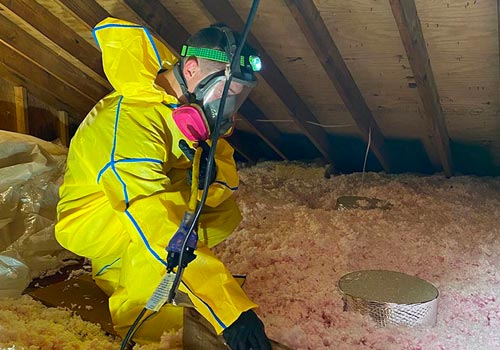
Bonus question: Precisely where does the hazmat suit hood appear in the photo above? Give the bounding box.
[92,17,179,104]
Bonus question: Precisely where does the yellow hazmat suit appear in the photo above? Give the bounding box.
[55,18,257,343]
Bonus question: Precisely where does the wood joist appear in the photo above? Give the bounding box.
[285,0,391,172]
[0,41,92,118]
[0,12,107,103]
[0,0,106,82]
[57,0,110,29]
[389,0,453,177]
[0,0,112,124]
[13,86,28,134]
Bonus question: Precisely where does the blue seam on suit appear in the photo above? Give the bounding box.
[92,23,162,68]
[125,210,168,267]
[95,257,121,277]
[110,96,129,207]
[97,158,163,183]
[103,95,167,267]
[181,281,227,329]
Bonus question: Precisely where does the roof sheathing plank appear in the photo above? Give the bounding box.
[416,0,500,145]
[285,0,391,172]
[314,0,425,140]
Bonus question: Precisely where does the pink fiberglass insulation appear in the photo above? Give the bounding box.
[214,162,500,350]
[1,162,500,350]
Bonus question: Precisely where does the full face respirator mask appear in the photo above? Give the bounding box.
[172,26,261,141]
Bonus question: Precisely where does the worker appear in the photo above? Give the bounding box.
[55,17,271,350]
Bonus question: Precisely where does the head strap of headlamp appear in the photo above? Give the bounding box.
[173,26,260,105]
[179,25,261,79]
[173,26,235,104]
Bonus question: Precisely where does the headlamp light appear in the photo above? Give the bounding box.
[249,55,261,72]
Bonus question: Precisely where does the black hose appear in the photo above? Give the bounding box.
[167,0,261,304]
[120,308,146,350]
[119,0,260,347]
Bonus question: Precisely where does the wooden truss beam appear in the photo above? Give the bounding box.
[0,65,79,119]
[389,0,453,177]
[197,0,336,163]
[57,0,110,28]
[0,41,93,118]
[0,13,108,103]
[0,0,106,84]
[285,0,391,172]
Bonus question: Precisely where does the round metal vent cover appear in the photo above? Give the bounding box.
[338,270,439,327]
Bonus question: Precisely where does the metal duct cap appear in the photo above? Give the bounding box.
[338,270,439,327]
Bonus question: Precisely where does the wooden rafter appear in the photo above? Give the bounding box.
[0,65,79,118]
[57,0,110,28]
[121,0,189,53]
[389,0,453,177]
[0,12,108,103]
[285,0,391,172]
[0,41,93,118]
[0,0,107,84]
[118,0,288,160]
[197,0,336,163]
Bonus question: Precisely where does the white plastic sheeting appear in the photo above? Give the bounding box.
[0,255,30,297]
[0,130,76,281]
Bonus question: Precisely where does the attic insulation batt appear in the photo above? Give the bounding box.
[1,161,500,350]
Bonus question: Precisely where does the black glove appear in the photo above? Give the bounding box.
[223,310,272,350]
[179,139,216,190]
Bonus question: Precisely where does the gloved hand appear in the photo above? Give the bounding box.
[179,139,216,190]
[223,310,272,350]
[166,213,198,273]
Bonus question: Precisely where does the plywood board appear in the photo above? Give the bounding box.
[416,0,500,141]
[313,0,427,140]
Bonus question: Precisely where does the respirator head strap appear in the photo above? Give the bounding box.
[173,63,196,103]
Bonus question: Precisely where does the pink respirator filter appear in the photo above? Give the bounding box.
[172,105,209,141]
